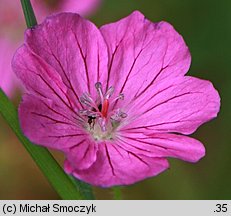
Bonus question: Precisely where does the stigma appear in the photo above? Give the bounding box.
[79,82,127,140]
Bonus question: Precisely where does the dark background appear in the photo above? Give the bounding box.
[0,0,229,199]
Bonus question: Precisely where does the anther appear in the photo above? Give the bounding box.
[80,82,127,133]
[120,112,127,118]
[118,93,124,100]
[111,93,125,104]
[95,82,104,104]
[110,109,127,122]
[95,82,102,90]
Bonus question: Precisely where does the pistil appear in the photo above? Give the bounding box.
[79,82,127,139]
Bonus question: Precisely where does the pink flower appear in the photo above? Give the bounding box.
[13,11,220,187]
[54,0,101,16]
[32,0,102,22]
[0,0,101,27]
[0,38,21,97]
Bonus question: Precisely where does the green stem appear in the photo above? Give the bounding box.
[20,0,37,28]
[113,187,122,200]
[0,90,84,199]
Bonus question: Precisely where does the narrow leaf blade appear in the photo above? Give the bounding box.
[20,0,37,28]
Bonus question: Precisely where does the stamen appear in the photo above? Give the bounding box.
[120,112,127,118]
[80,93,98,110]
[95,82,104,104]
[110,109,127,129]
[111,93,124,105]
[79,109,99,117]
[118,93,124,100]
[95,82,102,90]
[105,86,114,99]
[98,117,106,132]
[111,109,127,122]
[79,83,127,135]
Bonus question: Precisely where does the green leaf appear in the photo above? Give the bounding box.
[0,89,86,199]
[20,0,37,28]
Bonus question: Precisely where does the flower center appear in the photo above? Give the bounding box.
[79,82,127,141]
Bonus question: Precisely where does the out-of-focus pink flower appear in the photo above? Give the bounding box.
[0,0,101,97]
[0,38,21,97]
[56,0,101,15]
[32,0,102,23]
[0,1,23,30]
[0,0,101,27]
[13,11,220,187]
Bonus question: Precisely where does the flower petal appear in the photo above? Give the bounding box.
[117,132,205,162]
[19,94,98,168]
[13,45,73,108]
[64,139,98,170]
[100,11,190,104]
[20,95,80,148]
[23,13,108,101]
[64,142,169,187]
[121,76,220,135]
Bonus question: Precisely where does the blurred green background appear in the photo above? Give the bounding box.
[0,0,230,199]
